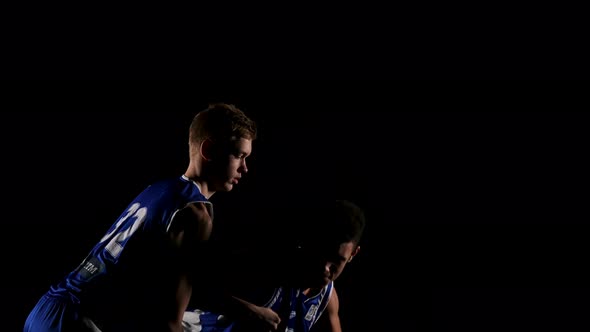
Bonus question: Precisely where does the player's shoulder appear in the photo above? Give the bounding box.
[184,201,212,217]
[167,201,214,242]
[146,176,186,191]
[136,177,182,200]
[142,176,208,202]
[170,202,213,231]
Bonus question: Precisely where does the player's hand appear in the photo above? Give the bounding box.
[241,304,280,331]
[231,296,281,331]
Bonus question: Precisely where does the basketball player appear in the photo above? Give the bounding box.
[182,199,366,332]
[24,103,268,332]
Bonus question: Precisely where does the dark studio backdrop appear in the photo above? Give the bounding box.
[3,81,589,332]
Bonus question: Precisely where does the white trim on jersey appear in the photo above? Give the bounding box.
[312,281,334,326]
[166,200,214,233]
[166,175,214,233]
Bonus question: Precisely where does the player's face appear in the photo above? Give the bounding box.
[298,241,358,288]
[321,241,357,284]
[212,137,252,192]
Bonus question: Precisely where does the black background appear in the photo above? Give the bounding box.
[4,81,590,331]
[3,2,590,79]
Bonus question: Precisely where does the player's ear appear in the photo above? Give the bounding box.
[348,245,360,262]
[200,139,215,161]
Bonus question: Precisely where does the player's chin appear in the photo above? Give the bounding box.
[223,182,235,191]
[310,277,331,288]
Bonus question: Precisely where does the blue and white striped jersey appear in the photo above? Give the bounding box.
[183,282,334,332]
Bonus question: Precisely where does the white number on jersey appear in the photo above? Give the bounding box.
[99,202,147,259]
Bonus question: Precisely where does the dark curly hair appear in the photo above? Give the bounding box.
[297,199,366,249]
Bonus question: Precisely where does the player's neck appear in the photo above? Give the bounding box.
[182,174,214,199]
[302,288,321,297]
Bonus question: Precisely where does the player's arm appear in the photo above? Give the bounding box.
[169,202,213,252]
[166,202,213,331]
[230,296,281,331]
[326,287,343,332]
[170,203,281,331]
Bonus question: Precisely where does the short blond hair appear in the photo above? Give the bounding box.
[189,103,257,145]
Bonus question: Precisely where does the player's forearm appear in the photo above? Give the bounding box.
[329,315,343,332]
[189,288,250,317]
[210,293,259,319]
[167,320,184,332]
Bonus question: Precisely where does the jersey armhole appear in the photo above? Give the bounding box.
[166,200,214,233]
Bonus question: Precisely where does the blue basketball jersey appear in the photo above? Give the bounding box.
[48,174,212,302]
[266,282,334,332]
[183,282,334,332]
